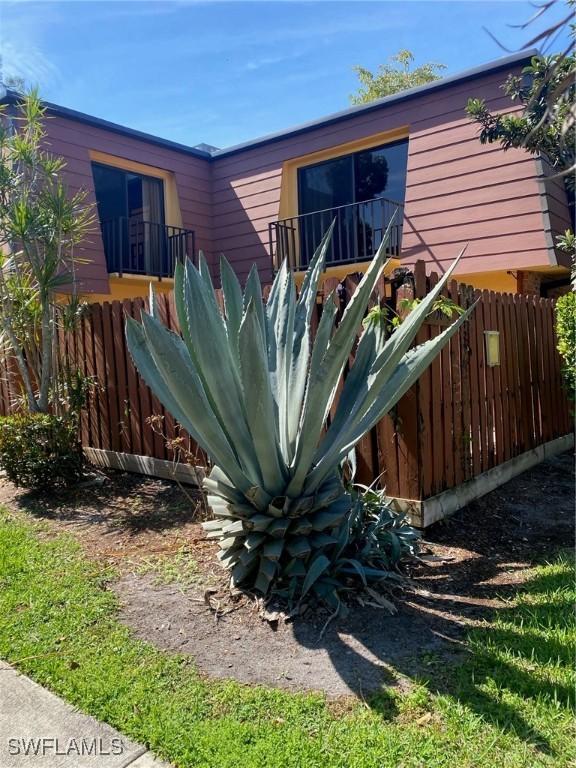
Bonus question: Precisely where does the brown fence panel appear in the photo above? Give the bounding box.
[462,285,474,480]
[101,302,120,453]
[468,287,482,476]
[0,260,571,504]
[510,294,524,454]
[92,304,111,451]
[503,294,519,455]
[84,308,101,448]
[425,273,442,494]
[366,265,571,501]
[450,280,465,485]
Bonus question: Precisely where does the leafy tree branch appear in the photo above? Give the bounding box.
[350,50,446,105]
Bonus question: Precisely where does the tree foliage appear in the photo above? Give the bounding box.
[350,50,446,105]
[555,290,576,401]
[466,52,576,185]
[0,90,93,412]
[469,0,575,181]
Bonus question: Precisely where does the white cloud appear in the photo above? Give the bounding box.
[0,38,60,87]
[0,3,61,88]
[241,51,304,72]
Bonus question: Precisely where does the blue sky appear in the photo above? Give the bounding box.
[0,1,571,149]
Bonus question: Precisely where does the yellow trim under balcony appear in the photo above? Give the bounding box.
[293,257,401,289]
[87,275,174,304]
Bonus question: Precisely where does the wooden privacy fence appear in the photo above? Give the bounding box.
[0,261,571,518]
[375,264,572,506]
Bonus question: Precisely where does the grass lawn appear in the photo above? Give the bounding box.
[0,507,574,768]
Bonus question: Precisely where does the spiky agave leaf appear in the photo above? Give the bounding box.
[126,222,474,602]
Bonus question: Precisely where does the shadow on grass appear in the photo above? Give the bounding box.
[5,451,574,756]
[290,448,575,754]
[292,550,574,755]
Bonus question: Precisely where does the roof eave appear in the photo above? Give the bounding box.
[1,89,212,160]
[211,49,538,159]
[0,49,538,162]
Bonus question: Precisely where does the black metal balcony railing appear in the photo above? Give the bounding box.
[269,197,404,272]
[100,217,195,278]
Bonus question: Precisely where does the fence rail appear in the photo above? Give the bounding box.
[0,261,570,507]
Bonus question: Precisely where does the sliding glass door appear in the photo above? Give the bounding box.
[296,139,408,266]
[298,155,355,264]
[92,163,166,274]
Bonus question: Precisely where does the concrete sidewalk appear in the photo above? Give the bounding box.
[0,662,170,768]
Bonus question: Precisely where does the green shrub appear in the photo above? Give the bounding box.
[347,486,420,568]
[0,413,83,490]
[300,486,421,614]
[555,291,576,401]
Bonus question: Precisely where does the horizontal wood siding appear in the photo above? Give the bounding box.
[44,116,212,293]
[538,159,573,269]
[210,69,558,283]
[42,61,571,295]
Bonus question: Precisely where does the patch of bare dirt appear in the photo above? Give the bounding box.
[115,572,448,697]
[1,452,573,698]
[0,469,218,578]
[113,451,576,697]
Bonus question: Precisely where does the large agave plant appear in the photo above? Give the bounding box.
[126,223,473,602]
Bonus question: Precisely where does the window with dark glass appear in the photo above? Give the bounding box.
[296,139,408,266]
[91,163,167,275]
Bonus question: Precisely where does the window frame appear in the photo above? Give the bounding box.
[91,161,167,226]
[296,137,409,216]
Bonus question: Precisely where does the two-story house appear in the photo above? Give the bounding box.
[3,50,572,300]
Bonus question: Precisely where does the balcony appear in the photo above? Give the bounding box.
[268,197,404,272]
[100,217,195,278]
